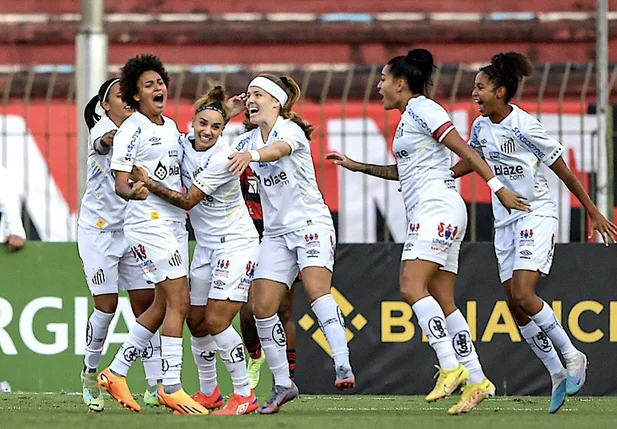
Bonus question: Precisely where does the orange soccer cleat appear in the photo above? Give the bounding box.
[190,386,224,410]
[158,386,209,415]
[96,368,141,412]
[212,391,259,416]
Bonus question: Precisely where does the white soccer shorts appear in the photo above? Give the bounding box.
[401,194,467,274]
[254,225,336,288]
[123,220,189,285]
[494,215,558,283]
[189,237,260,306]
[77,226,152,296]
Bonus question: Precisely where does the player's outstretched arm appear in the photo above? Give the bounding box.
[450,159,474,179]
[131,165,203,211]
[325,151,398,181]
[550,157,617,245]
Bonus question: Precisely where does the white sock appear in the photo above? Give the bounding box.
[255,314,292,388]
[446,309,485,384]
[191,335,218,396]
[529,301,578,359]
[142,330,162,387]
[311,294,350,368]
[161,336,183,386]
[110,322,154,377]
[412,296,458,370]
[214,325,251,397]
[84,309,115,372]
[519,321,565,376]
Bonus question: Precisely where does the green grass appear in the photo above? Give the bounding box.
[1,393,616,429]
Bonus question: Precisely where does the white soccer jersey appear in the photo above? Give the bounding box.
[393,96,457,211]
[233,117,333,236]
[470,104,563,228]
[180,135,258,245]
[110,111,186,227]
[78,116,127,231]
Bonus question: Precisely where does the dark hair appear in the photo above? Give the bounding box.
[480,52,533,102]
[83,78,120,130]
[244,74,314,140]
[119,54,170,110]
[387,48,436,95]
[193,82,233,123]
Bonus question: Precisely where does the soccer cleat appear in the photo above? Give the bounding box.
[334,365,356,391]
[447,378,495,415]
[143,383,161,408]
[97,368,141,412]
[158,386,209,415]
[258,382,299,414]
[247,351,266,389]
[212,391,259,415]
[190,386,224,410]
[425,364,469,403]
[81,370,104,412]
[549,370,567,414]
[565,351,587,396]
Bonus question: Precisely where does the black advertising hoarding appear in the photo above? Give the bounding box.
[294,243,617,395]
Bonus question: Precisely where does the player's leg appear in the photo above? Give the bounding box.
[78,227,120,412]
[296,228,353,391]
[428,271,494,415]
[240,295,266,389]
[278,282,297,381]
[120,237,162,407]
[184,245,223,410]
[400,259,467,402]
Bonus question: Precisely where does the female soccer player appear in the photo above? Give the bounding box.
[131,84,260,415]
[97,54,207,415]
[227,74,353,414]
[451,51,617,413]
[78,78,162,412]
[326,49,528,415]
[239,166,299,389]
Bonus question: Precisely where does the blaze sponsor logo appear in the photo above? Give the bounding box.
[261,171,289,187]
[493,164,524,180]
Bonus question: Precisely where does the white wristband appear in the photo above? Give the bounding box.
[487,177,504,193]
[249,150,260,162]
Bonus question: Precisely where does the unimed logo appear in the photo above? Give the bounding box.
[298,287,367,356]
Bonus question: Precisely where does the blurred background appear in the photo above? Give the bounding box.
[1,0,616,244]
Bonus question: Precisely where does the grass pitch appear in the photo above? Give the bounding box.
[1,393,616,429]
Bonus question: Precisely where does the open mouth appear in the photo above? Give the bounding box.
[248,106,259,115]
[473,98,484,113]
[153,94,165,108]
[198,133,212,143]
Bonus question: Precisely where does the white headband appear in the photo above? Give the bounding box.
[101,78,120,104]
[248,76,288,107]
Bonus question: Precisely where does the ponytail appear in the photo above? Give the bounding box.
[480,52,533,102]
[82,77,120,130]
[387,48,436,95]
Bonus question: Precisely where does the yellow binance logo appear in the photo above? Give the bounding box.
[298,287,367,356]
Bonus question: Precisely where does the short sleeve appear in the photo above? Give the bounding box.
[231,132,255,152]
[272,121,308,153]
[110,118,141,173]
[516,116,564,166]
[469,120,485,159]
[404,99,455,143]
[88,117,116,152]
[192,151,234,196]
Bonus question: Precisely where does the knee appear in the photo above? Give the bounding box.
[94,295,118,314]
[253,299,276,320]
[187,313,207,337]
[167,293,190,318]
[204,312,228,336]
[400,280,427,306]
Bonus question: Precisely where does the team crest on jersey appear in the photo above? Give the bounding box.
[437,222,458,240]
[305,233,320,249]
[519,229,535,246]
[500,135,516,154]
[215,259,230,278]
[407,223,420,240]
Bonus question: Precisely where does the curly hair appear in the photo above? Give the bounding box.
[119,54,170,110]
[480,52,533,103]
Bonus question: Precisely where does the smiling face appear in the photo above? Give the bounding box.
[133,70,167,118]
[472,71,506,117]
[246,86,280,126]
[191,108,226,151]
[377,64,405,111]
[101,82,133,124]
